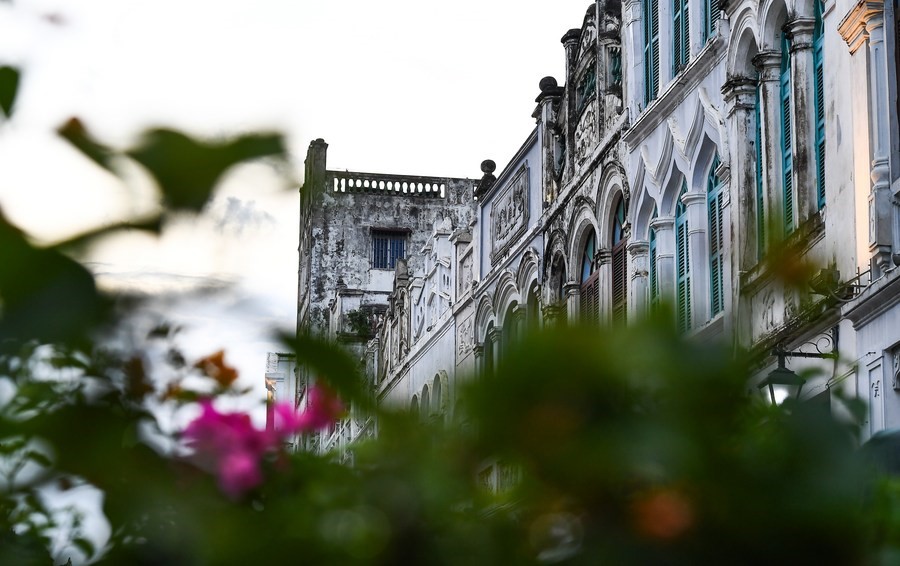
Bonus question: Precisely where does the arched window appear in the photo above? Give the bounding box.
[707,156,725,316]
[780,32,794,235]
[675,183,692,332]
[703,0,719,42]
[483,323,495,378]
[643,0,660,103]
[756,80,766,259]
[673,0,690,74]
[649,207,659,308]
[580,230,600,322]
[813,0,826,209]
[611,197,628,323]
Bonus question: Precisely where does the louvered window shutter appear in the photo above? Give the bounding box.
[673,0,690,74]
[755,87,766,259]
[704,0,718,42]
[676,188,691,332]
[649,226,659,308]
[813,1,826,209]
[780,34,794,235]
[612,245,628,323]
[707,157,724,316]
[580,271,600,324]
[644,0,660,103]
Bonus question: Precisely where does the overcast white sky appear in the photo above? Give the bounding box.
[0,0,593,412]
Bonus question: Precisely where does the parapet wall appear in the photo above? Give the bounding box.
[327,170,452,199]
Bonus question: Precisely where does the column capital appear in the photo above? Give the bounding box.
[563,281,581,297]
[626,240,650,256]
[681,191,707,207]
[722,75,759,116]
[786,17,816,49]
[650,215,675,231]
[838,0,885,54]
[752,51,782,81]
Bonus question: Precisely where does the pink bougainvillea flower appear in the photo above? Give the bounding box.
[271,383,345,435]
[295,383,345,432]
[218,451,263,499]
[183,399,272,498]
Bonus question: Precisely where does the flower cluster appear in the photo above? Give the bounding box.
[182,383,344,498]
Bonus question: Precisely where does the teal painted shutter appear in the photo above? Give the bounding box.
[676,185,691,332]
[673,0,690,74]
[707,156,724,316]
[611,198,628,323]
[755,86,766,259]
[814,1,826,209]
[704,0,718,42]
[780,34,794,235]
[644,0,660,103]
[649,209,659,309]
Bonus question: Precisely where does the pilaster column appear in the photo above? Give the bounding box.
[487,326,501,371]
[596,247,613,321]
[541,303,567,326]
[786,17,818,224]
[650,216,676,305]
[753,51,784,240]
[682,191,709,327]
[623,0,644,119]
[564,281,581,322]
[840,0,894,274]
[722,76,761,272]
[627,240,650,318]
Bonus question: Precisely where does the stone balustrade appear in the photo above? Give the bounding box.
[327,170,449,198]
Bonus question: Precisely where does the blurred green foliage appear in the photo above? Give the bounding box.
[1,58,900,566]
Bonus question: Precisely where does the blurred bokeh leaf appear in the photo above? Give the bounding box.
[128,129,285,212]
[56,117,117,172]
[0,209,109,351]
[0,66,20,118]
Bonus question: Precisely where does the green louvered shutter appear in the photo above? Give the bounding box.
[707,156,724,316]
[780,34,794,235]
[644,0,660,103]
[755,86,766,259]
[813,1,826,209]
[704,0,719,42]
[673,0,690,74]
[649,209,659,309]
[676,185,691,332]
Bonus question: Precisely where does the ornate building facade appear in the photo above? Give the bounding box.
[288,0,900,452]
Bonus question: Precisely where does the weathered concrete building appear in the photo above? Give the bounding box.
[284,0,900,451]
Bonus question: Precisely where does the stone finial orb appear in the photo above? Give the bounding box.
[481,160,496,174]
[539,76,558,92]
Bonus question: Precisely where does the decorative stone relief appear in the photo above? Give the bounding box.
[892,347,900,390]
[458,252,473,298]
[456,315,474,362]
[490,165,530,265]
[574,103,598,166]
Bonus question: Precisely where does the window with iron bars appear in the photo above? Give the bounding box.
[372,230,406,269]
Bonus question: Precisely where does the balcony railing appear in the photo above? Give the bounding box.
[326,170,450,198]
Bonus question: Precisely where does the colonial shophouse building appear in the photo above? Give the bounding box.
[286,0,900,454]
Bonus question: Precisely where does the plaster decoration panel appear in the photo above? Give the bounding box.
[457,314,474,363]
[575,103,599,166]
[490,165,530,265]
[892,346,900,390]
[869,362,885,435]
[458,250,474,298]
[749,285,784,344]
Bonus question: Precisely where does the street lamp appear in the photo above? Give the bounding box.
[758,347,835,405]
[758,352,806,404]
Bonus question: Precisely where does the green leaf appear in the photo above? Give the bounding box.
[0,66,20,118]
[24,450,51,467]
[128,129,285,212]
[0,209,109,351]
[56,117,117,172]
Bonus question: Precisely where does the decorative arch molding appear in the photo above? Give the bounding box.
[759,0,790,49]
[727,7,762,77]
[544,228,569,271]
[567,206,600,282]
[661,164,689,216]
[493,270,522,327]
[433,370,450,415]
[596,162,630,245]
[690,134,723,192]
[685,88,725,166]
[516,247,541,296]
[632,187,661,241]
[474,294,496,341]
[641,125,677,186]
[598,187,628,249]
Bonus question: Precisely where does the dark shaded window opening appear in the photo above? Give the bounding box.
[372,230,406,269]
